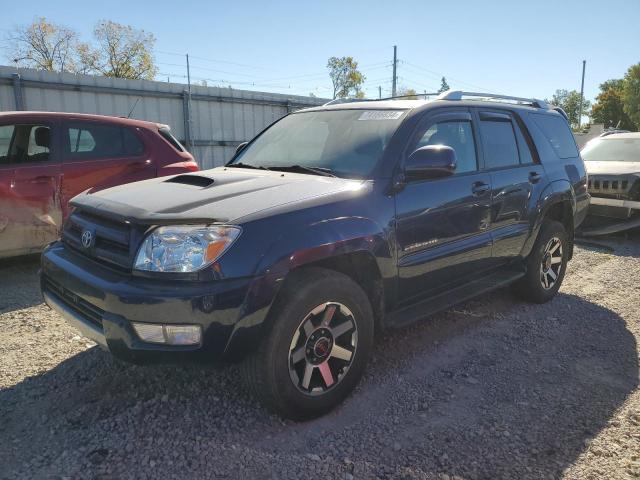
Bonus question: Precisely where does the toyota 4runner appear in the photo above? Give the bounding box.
[41,91,589,419]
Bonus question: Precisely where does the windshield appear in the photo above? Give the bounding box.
[230,109,406,178]
[581,137,640,162]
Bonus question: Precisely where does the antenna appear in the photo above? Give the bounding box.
[127,98,140,118]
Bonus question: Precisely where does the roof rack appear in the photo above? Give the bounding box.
[437,90,549,109]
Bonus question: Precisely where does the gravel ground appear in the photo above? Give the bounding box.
[1,237,639,480]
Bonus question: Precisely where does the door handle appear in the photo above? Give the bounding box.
[129,159,152,170]
[529,172,542,184]
[471,181,490,196]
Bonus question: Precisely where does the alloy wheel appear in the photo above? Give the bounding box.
[288,302,358,396]
[540,236,563,290]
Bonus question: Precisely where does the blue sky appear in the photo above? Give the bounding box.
[2,0,639,103]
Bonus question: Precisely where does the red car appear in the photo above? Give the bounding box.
[0,111,198,258]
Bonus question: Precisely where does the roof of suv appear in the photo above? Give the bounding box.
[300,98,558,117]
[0,111,165,129]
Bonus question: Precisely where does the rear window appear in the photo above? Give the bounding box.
[158,127,185,152]
[531,113,579,159]
[65,123,145,160]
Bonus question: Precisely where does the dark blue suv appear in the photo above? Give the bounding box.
[41,91,589,418]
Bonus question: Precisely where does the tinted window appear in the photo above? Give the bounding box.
[480,120,519,168]
[65,123,144,160]
[2,124,51,163]
[514,121,535,164]
[415,120,477,173]
[531,113,579,159]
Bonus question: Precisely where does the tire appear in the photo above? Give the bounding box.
[512,220,569,303]
[242,267,374,419]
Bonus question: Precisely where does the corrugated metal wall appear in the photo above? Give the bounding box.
[0,65,326,169]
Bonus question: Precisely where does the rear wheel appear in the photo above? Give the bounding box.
[513,220,568,303]
[242,268,374,419]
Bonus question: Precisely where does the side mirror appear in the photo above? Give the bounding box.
[405,145,456,180]
[235,142,248,155]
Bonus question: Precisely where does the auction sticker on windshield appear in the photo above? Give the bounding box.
[358,111,404,121]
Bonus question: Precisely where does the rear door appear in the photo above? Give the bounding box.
[60,121,154,216]
[0,121,62,256]
[395,109,493,303]
[475,109,546,262]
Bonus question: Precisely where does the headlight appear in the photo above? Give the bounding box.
[134,225,241,273]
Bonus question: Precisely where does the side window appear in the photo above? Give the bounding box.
[65,123,144,160]
[123,128,145,156]
[513,121,535,165]
[7,124,51,163]
[479,117,520,169]
[414,120,477,173]
[0,125,14,164]
[530,113,579,159]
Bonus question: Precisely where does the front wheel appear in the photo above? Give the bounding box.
[242,268,374,419]
[513,220,568,303]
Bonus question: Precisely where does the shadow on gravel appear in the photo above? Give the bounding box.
[0,254,42,314]
[0,290,637,479]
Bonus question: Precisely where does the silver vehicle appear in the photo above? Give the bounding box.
[581,132,640,235]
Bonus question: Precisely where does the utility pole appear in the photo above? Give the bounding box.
[186,53,193,150]
[578,60,586,129]
[379,86,382,99]
[392,45,397,97]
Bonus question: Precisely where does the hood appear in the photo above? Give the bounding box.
[584,160,640,176]
[70,167,367,224]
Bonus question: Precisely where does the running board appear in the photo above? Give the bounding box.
[384,267,526,329]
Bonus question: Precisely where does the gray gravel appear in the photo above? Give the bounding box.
[1,238,639,480]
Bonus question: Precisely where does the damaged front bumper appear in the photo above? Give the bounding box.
[581,196,640,236]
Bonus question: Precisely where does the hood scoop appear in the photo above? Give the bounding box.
[165,175,214,187]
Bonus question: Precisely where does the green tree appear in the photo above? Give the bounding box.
[550,89,591,129]
[396,86,418,99]
[591,79,635,130]
[622,63,640,129]
[6,17,79,72]
[83,20,157,80]
[438,76,450,94]
[327,56,365,99]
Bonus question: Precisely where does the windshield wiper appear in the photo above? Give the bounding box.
[266,165,337,177]
[226,162,269,170]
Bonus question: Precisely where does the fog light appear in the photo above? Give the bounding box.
[132,323,201,345]
[164,325,201,345]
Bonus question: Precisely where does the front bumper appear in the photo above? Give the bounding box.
[581,196,640,236]
[41,242,268,363]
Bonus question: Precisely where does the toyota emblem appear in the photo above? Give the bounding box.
[81,230,93,248]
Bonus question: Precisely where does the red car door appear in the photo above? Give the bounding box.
[60,120,155,216]
[0,121,62,258]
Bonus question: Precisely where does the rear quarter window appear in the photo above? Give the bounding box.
[530,113,579,159]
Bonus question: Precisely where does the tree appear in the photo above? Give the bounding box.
[438,76,450,94]
[549,89,591,129]
[83,20,157,80]
[327,56,365,99]
[396,86,418,99]
[6,17,79,72]
[591,79,635,130]
[622,63,640,129]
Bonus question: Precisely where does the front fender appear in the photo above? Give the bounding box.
[223,215,394,360]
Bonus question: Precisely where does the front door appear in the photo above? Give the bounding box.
[395,110,492,304]
[0,122,62,256]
